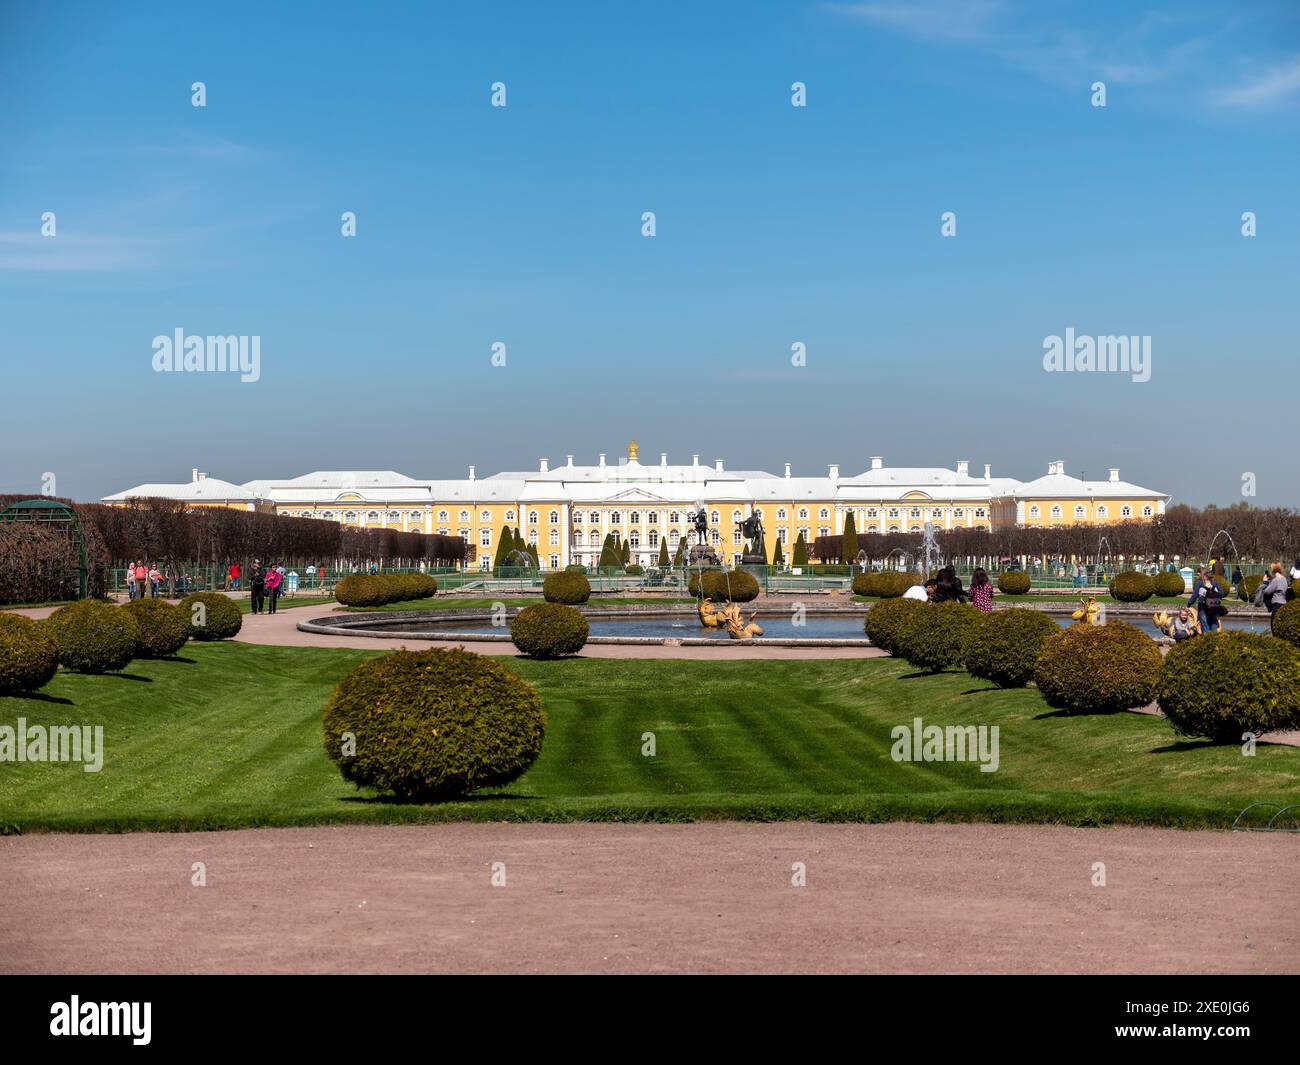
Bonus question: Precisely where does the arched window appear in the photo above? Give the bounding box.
[590,511,600,524]
[549,510,559,524]
[321,512,334,520]
[1075,505,1086,519]
[910,507,921,518]
[710,530,720,545]
[1121,506,1132,518]
[888,525,899,533]
[888,508,899,519]
[669,530,680,546]
[610,511,621,525]
[480,529,491,547]
[867,508,878,518]
[527,529,538,545]
[1051,506,1062,518]
[437,528,449,536]
[952,508,963,518]
[1096,505,1108,518]
[732,529,742,545]
[409,511,422,521]
[438,510,448,522]
[798,508,808,520]
[387,511,400,522]
[572,531,584,546]
[365,511,379,523]
[648,529,659,546]
[1029,506,1041,518]
[343,511,357,524]
[459,528,469,541]
[629,530,640,547]
[481,510,490,523]
[777,508,787,520]
[669,511,680,524]
[1142,505,1153,517]
[647,511,658,524]
[528,510,539,525]
[975,508,986,518]
[299,510,311,518]
[549,529,559,545]
[459,510,469,522]
[909,525,921,533]
[732,509,742,521]
[630,511,641,525]
[710,511,720,524]
[819,508,829,519]
[505,510,515,522]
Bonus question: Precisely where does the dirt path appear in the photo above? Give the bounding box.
[2,822,1295,974]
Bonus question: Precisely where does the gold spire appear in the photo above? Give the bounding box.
[628,439,639,462]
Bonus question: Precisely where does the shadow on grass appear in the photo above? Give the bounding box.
[101,673,153,682]
[338,790,532,806]
[6,690,74,705]
[1150,739,1231,754]
[899,670,952,680]
[961,686,1004,695]
[161,655,198,664]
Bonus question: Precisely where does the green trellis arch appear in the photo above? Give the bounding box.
[0,499,88,600]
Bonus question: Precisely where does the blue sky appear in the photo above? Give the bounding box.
[1,0,1297,505]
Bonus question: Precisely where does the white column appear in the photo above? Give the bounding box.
[561,504,570,567]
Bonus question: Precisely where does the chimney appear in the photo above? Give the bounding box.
[714,458,723,472]
[692,454,700,468]
[660,452,668,467]
[191,467,200,482]
[539,458,548,473]
[566,454,574,466]
[1109,468,1120,483]
[784,463,791,478]
[870,456,883,470]
[984,463,991,479]
[956,460,969,477]
[599,453,606,468]
[829,464,839,481]
[468,465,476,481]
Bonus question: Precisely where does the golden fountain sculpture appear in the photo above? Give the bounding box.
[1070,596,1101,625]
[697,596,764,639]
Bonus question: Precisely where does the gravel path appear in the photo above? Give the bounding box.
[2,822,1295,974]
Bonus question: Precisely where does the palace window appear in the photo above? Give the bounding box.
[819,526,830,539]
[910,525,921,533]
[528,529,538,545]
[710,530,720,545]
[505,510,515,522]
[799,527,809,543]
[1051,506,1062,518]
[528,511,539,525]
[409,511,421,521]
[388,511,400,522]
[343,511,357,523]
[669,530,680,547]
[647,511,658,524]
[910,507,921,518]
[549,529,559,546]
[888,508,899,519]
[549,510,559,524]
[590,511,600,524]
[952,508,963,518]
[733,530,743,545]
[459,510,469,523]
[866,524,878,533]
[572,531,583,546]
[1142,505,1153,517]
[732,509,742,521]
[1097,505,1108,518]
[437,527,449,535]
[610,511,621,525]
[798,508,808,520]
[975,508,986,518]
[480,529,491,547]
[1122,506,1132,518]
[777,508,787,521]
[648,529,659,547]
[573,511,582,523]
[777,528,787,544]
[669,511,680,524]
[438,510,448,522]
[1075,506,1086,519]
[366,511,379,523]
[549,555,559,569]
[1029,506,1041,518]
[299,511,310,518]
[888,525,899,533]
[710,511,720,524]
[630,511,641,525]
[459,529,469,542]
[819,508,829,519]
[630,531,640,548]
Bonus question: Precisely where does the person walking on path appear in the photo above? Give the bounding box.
[133,560,149,599]
[265,564,283,614]
[126,562,137,601]
[229,562,241,591]
[1189,570,1222,633]
[969,568,994,613]
[148,563,161,599]
[249,561,266,615]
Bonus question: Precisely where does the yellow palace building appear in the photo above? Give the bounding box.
[102,444,1169,569]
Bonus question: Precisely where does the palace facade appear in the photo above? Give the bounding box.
[102,443,1169,569]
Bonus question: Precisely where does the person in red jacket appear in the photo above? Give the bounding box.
[264,564,283,614]
[229,562,241,591]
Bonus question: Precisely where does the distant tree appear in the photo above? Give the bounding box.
[658,539,670,567]
[673,539,686,568]
[792,531,809,567]
[842,511,858,565]
[620,538,630,565]
[772,536,785,567]
[599,534,621,569]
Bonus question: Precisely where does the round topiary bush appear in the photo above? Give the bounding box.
[862,597,924,655]
[1156,631,1300,742]
[853,571,920,598]
[1236,574,1264,603]
[1109,571,1155,602]
[688,570,760,602]
[895,601,982,673]
[543,571,591,605]
[626,564,644,576]
[963,608,1060,688]
[44,601,140,674]
[177,592,243,641]
[565,564,587,574]
[0,613,60,693]
[334,574,387,607]
[1152,570,1187,597]
[997,571,1031,595]
[510,603,589,658]
[322,647,546,801]
[401,574,438,600]
[1271,599,1300,649]
[1034,621,1161,714]
[123,598,190,658]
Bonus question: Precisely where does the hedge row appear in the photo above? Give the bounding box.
[852,571,922,598]
[335,573,438,607]
[687,570,761,603]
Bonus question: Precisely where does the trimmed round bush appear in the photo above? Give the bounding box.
[997,571,1031,595]
[626,564,644,576]
[322,647,546,800]
[1034,622,1161,714]
[1156,631,1300,742]
[963,608,1060,688]
[1152,570,1187,597]
[565,564,587,574]
[335,574,386,607]
[1109,571,1155,602]
[853,571,921,598]
[177,592,243,641]
[1271,599,1300,649]
[895,601,982,673]
[862,597,924,655]
[1237,574,1264,602]
[401,573,438,600]
[543,571,591,605]
[510,603,589,658]
[688,570,761,602]
[0,613,60,693]
[123,598,190,657]
[44,601,140,673]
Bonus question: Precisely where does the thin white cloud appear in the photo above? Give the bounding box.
[832,0,1004,43]
[0,232,157,271]
[1214,55,1300,107]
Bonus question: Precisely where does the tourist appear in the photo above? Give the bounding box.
[1258,563,1289,616]
[933,566,966,603]
[125,563,137,601]
[265,564,283,614]
[249,561,266,615]
[229,561,241,591]
[1188,571,1221,633]
[1290,559,1300,583]
[149,562,162,598]
[1170,608,1196,641]
[1231,565,1244,589]
[969,568,993,613]
[133,559,149,599]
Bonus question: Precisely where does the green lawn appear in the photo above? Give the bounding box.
[1,643,1294,834]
